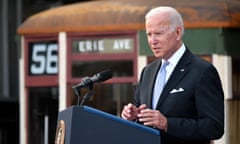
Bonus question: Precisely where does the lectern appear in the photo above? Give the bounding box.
[55,105,160,144]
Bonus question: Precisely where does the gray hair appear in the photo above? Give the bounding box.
[145,6,184,35]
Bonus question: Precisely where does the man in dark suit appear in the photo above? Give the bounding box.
[121,6,224,144]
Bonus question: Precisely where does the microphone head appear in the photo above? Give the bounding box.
[97,70,113,82]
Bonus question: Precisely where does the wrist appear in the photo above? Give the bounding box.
[163,118,168,132]
[163,125,168,132]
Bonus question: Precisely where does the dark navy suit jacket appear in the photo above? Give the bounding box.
[135,48,224,144]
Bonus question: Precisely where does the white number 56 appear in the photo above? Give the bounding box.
[30,43,58,75]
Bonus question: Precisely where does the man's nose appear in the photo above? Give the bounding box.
[150,36,158,45]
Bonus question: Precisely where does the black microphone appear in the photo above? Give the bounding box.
[72,70,113,89]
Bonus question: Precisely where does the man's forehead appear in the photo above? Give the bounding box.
[146,18,170,28]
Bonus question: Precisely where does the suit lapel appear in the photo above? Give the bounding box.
[156,49,192,107]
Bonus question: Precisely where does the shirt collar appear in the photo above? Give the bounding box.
[163,44,186,67]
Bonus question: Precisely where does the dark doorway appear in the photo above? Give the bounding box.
[28,87,59,144]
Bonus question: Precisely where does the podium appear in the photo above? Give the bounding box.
[55,105,160,144]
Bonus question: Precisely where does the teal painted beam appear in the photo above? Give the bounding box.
[138,28,236,56]
[222,28,240,57]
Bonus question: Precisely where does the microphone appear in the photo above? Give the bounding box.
[72,70,113,89]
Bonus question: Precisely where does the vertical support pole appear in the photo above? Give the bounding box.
[1,0,9,98]
[44,115,49,144]
[59,32,67,111]
[19,36,26,144]
[137,56,147,81]
[212,54,232,144]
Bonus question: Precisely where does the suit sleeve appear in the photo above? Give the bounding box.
[167,64,224,140]
[134,67,146,107]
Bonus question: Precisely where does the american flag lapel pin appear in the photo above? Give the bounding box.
[180,69,184,72]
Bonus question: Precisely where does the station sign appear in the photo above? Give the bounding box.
[27,37,134,76]
[28,41,58,75]
[72,38,134,54]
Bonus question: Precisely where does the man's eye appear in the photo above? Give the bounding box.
[146,32,164,37]
[146,33,151,37]
[155,32,163,35]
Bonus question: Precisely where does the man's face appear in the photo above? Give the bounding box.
[145,13,181,60]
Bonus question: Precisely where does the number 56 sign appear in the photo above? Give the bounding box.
[28,42,58,75]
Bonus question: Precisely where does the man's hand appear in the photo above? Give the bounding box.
[138,109,168,132]
[121,103,147,121]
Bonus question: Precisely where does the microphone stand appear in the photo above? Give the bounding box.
[72,86,81,105]
[72,83,95,106]
[80,87,95,106]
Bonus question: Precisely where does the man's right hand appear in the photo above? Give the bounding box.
[121,103,147,121]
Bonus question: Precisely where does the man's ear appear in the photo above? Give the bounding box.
[176,26,182,41]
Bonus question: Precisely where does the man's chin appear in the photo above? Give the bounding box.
[154,54,163,58]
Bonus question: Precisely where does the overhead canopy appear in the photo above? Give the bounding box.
[17,0,240,34]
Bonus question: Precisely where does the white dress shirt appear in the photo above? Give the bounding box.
[164,44,186,83]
